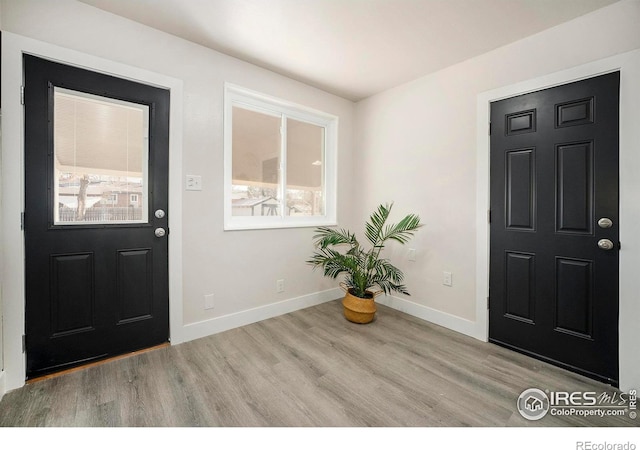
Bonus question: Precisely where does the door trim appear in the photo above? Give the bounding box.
[1,32,184,391]
[476,48,640,391]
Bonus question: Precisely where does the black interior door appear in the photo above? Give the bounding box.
[24,55,170,378]
[489,72,620,385]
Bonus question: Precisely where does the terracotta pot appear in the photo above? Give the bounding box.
[340,284,380,324]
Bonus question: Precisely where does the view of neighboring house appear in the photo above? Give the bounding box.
[57,174,144,222]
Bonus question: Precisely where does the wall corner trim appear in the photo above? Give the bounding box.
[179,288,341,343]
[378,295,484,341]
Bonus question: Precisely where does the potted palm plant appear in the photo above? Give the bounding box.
[307,203,422,323]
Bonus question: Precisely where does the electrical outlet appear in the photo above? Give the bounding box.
[408,248,416,261]
[276,279,285,293]
[186,175,202,191]
[204,293,215,310]
[443,271,453,287]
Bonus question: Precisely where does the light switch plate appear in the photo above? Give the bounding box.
[204,293,214,310]
[186,175,202,191]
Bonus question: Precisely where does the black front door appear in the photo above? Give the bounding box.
[489,72,620,385]
[24,55,170,378]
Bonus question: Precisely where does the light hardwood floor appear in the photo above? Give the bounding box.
[0,300,636,427]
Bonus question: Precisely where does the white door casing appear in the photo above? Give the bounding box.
[476,49,640,392]
[0,32,184,392]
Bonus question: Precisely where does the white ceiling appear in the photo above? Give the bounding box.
[78,0,619,101]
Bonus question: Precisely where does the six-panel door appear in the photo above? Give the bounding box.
[489,72,620,385]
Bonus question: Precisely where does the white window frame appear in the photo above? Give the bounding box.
[224,83,338,230]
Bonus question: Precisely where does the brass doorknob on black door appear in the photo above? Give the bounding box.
[597,239,614,250]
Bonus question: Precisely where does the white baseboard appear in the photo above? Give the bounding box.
[0,370,6,402]
[377,295,484,341]
[180,288,341,344]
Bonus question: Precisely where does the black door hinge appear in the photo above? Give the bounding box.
[20,85,25,105]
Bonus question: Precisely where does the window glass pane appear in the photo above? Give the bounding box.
[231,106,282,217]
[224,84,337,230]
[53,87,149,225]
[285,118,325,217]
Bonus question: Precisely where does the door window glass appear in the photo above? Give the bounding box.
[53,87,149,225]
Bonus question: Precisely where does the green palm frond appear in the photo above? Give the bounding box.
[365,203,392,247]
[369,259,409,296]
[312,227,358,249]
[307,202,422,299]
[381,213,422,244]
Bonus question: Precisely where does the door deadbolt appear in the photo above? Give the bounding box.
[597,239,614,250]
[155,209,166,219]
[597,218,613,228]
[154,227,166,238]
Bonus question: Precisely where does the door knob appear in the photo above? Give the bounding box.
[597,239,614,250]
[154,227,166,238]
[597,218,613,228]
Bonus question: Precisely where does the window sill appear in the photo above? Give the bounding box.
[224,216,337,231]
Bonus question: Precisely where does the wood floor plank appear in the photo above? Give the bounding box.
[0,300,636,427]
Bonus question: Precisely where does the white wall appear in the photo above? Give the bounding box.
[0,0,355,390]
[0,0,5,401]
[355,0,640,390]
